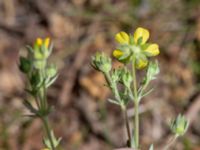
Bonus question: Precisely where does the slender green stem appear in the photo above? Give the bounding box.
[104,72,121,103]
[104,72,132,147]
[43,84,48,111]
[41,69,48,111]
[163,135,178,150]
[132,56,139,149]
[134,102,139,148]
[123,107,132,146]
[42,117,56,150]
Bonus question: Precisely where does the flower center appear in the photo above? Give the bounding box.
[130,45,141,55]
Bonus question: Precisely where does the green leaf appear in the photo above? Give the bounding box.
[45,74,58,87]
[139,88,154,101]
[19,56,31,73]
[108,98,120,106]
[23,99,38,115]
[43,130,62,149]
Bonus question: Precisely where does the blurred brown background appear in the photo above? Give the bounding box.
[0,0,200,149]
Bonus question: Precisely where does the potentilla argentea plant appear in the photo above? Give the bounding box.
[19,38,61,150]
[92,27,189,150]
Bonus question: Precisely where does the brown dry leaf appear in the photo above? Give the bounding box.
[49,13,75,38]
[193,147,200,150]
[72,0,86,7]
[80,71,110,100]
[22,119,43,150]
[0,69,23,95]
[69,130,83,146]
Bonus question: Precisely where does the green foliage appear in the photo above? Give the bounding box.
[43,131,62,149]
[19,38,60,150]
[91,27,189,149]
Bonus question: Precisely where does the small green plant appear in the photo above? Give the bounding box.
[92,27,189,149]
[19,38,61,150]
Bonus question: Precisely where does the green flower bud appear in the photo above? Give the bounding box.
[121,68,132,88]
[92,52,112,73]
[170,114,189,136]
[33,38,51,60]
[19,56,31,73]
[111,68,123,82]
[33,60,47,70]
[46,65,57,78]
[146,60,159,82]
[33,49,45,60]
[33,48,50,60]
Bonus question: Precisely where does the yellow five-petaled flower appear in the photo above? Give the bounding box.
[113,27,160,69]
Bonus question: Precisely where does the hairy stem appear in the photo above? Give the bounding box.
[104,72,121,103]
[132,57,139,149]
[42,117,56,150]
[123,107,132,146]
[163,135,178,150]
[104,72,132,147]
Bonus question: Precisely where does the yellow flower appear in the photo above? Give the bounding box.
[41,148,50,150]
[113,27,159,69]
[36,37,50,49]
[115,31,130,44]
[133,27,149,45]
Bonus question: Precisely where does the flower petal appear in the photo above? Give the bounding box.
[135,56,148,69]
[113,49,123,58]
[36,38,43,47]
[115,31,130,44]
[44,38,50,48]
[133,27,149,45]
[144,44,160,56]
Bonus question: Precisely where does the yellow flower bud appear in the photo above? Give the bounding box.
[113,49,124,58]
[35,37,50,49]
[44,38,50,48]
[135,57,148,69]
[133,27,149,45]
[36,38,43,47]
[115,31,130,44]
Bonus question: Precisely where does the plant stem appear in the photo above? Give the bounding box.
[163,135,178,150]
[104,72,121,103]
[42,117,56,150]
[104,72,132,147]
[123,107,132,146]
[132,57,139,149]
[134,102,139,148]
